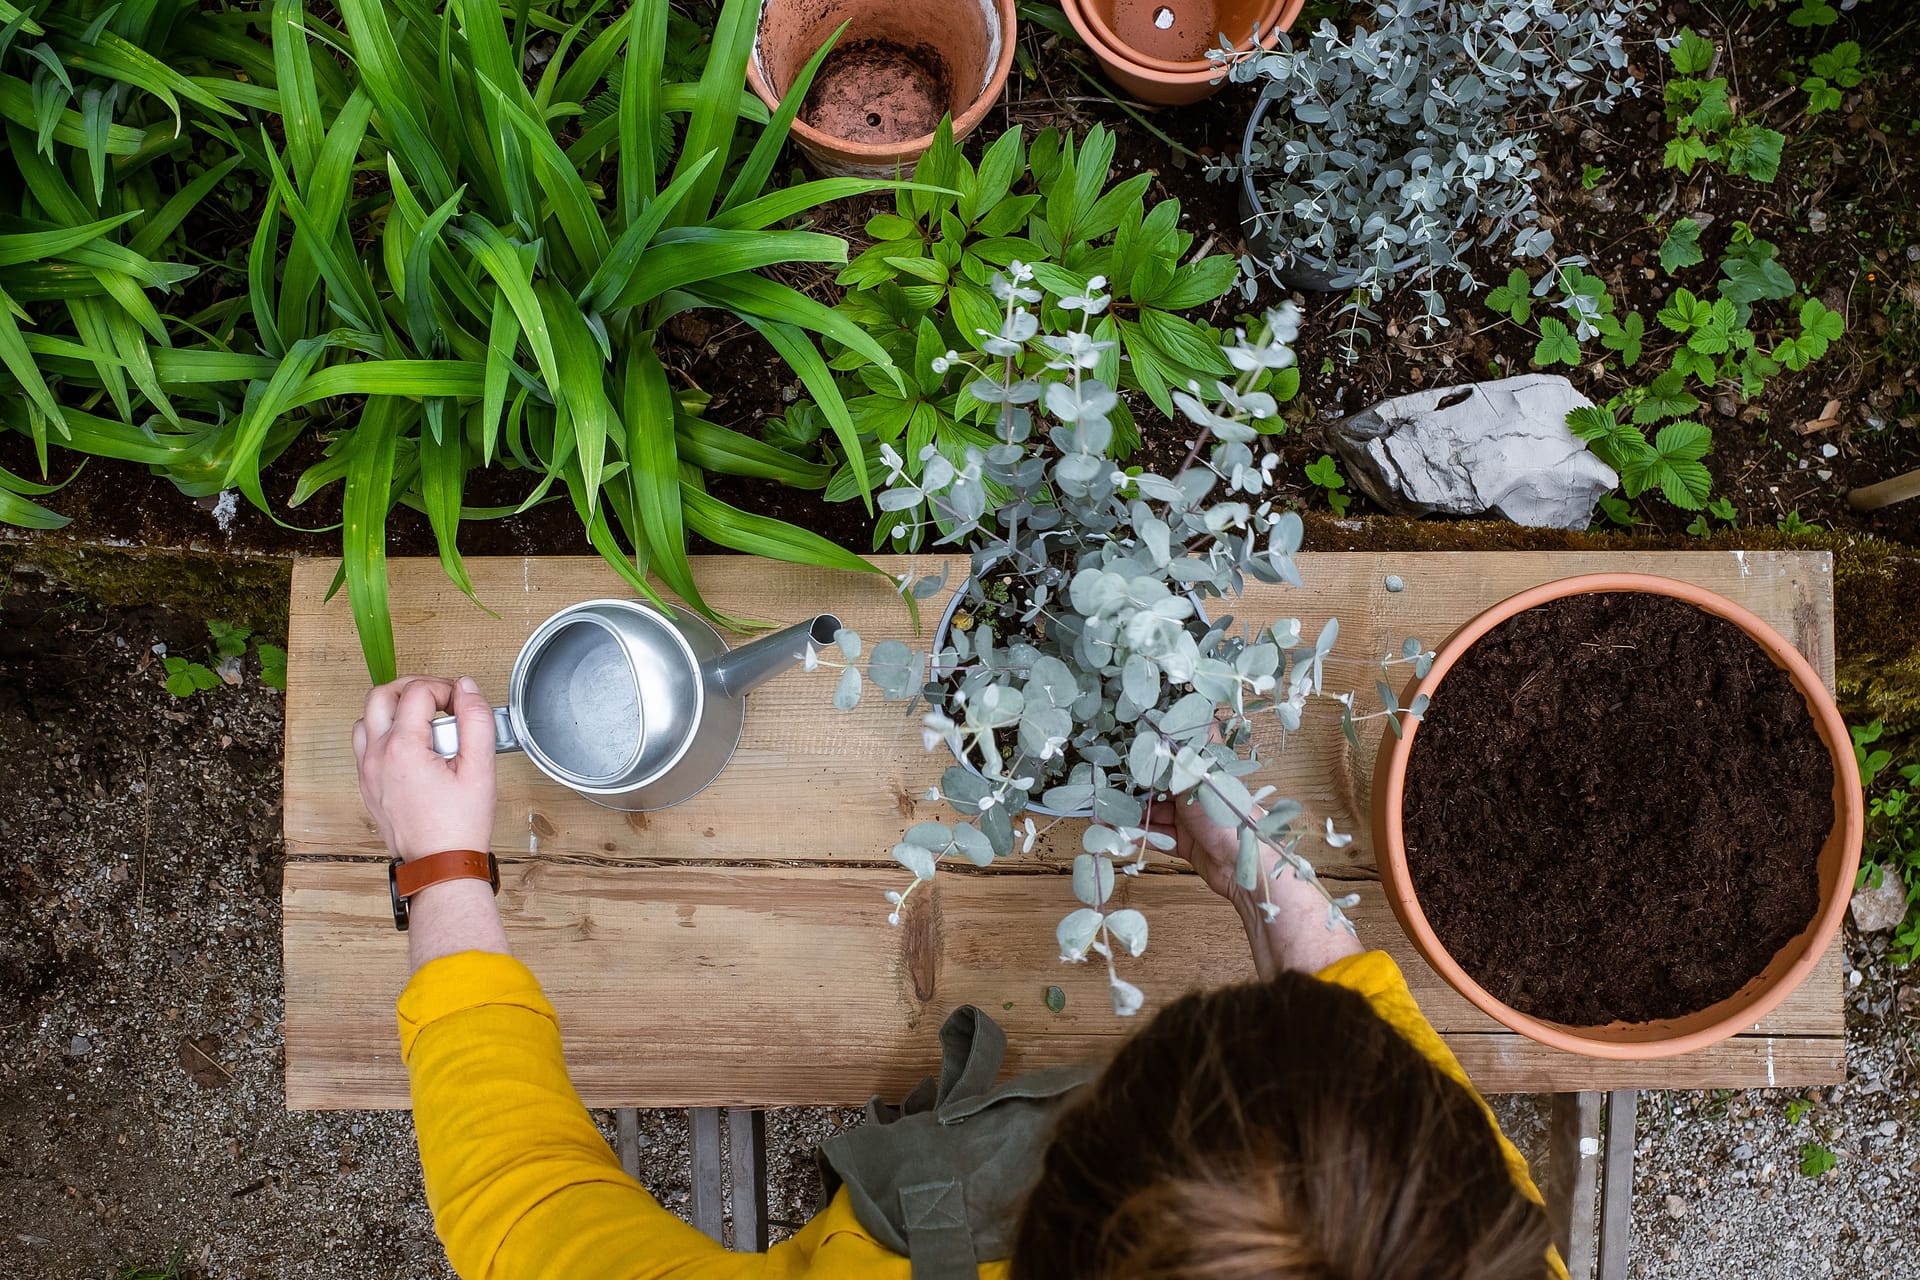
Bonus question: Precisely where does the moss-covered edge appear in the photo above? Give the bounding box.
[5,518,1915,723]
[0,536,292,640]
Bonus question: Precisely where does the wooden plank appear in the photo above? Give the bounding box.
[281,860,1844,1109]
[727,1108,768,1251]
[690,1108,724,1242]
[1597,1090,1637,1280]
[282,552,1835,874]
[1548,1092,1602,1280]
[616,1107,640,1181]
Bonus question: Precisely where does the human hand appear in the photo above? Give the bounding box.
[353,675,496,861]
[1144,790,1264,903]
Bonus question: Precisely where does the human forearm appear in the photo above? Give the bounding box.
[1229,844,1366,979]
[407,877,511,972]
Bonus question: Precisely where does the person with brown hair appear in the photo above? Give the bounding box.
[358,674,1563,1280]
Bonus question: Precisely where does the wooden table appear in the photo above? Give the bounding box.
[281,551,1845,1270]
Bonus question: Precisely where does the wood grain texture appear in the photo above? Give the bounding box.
[284,551,1835,874]
[283,551,1843,1108]
[282,859,1843,1109]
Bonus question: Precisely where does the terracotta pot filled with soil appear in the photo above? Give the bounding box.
[1062,0,1303,105]
[747,0,1016,176]
[1372,574,1862,1059]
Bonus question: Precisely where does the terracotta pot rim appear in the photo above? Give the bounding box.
[1060,0,1232,87]
[1375,572,1863,1060]
[1064,0,1305,74]
[745,0,1018,166]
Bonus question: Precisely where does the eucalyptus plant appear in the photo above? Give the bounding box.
[829,266,1430,1013]
[1208,0,1646,340]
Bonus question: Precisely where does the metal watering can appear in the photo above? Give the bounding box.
[430,599,842,811]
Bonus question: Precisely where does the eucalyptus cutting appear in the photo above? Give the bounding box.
[830,267,1432,1014]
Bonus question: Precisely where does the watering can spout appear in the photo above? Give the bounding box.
[703,614,844,699]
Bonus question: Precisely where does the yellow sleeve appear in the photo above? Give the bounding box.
[1314,951,1569,1280]
[397,951,762,1280]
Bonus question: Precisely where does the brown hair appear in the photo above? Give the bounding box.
[1011,972,1552,1280]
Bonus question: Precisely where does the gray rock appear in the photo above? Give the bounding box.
[1327,375,1619,529]
[1850,875,1910,933]
[68,1034,90,1058]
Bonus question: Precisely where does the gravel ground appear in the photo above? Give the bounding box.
[1,582,1913,1278]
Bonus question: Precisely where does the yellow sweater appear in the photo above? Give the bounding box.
[397,950,1564,1280]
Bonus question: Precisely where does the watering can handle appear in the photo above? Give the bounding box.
[429,706,520,758]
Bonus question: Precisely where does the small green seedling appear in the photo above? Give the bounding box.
[1304,454,1351,516]
[1533,318,1582,367]
[1798,1141,1836,1176]
[1487,268,1533,324]
[163,656,222,698]
[1581,164,1607,190]
[1785,1097,1814,1124]
[1660,219,1706,274]
[1802,42,1862,116]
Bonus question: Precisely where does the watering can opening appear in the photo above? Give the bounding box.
[519,616,645,785]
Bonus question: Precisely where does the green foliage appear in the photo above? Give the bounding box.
[1777,508,1816,534]
[1532,318,1581,367]
[207,619,251,659]
[1569,406,1713,509]
[1801,41,1862,116]
[837,277,1424,1011]
[1787,0,1839,27]
[1659,219,1706,274]
[1510,217,1840,522]
[1486,269,1533,324]
[1784,1096,1814,1124]
[1581,165,1608,190]
[837,122,1242,416]
[243,0,909,678]
[259,641,288,690]
[1798,1141,1836,1177]
[1304,453,1350,516]
[1774,299,1846,371]
[1854,721,1920,964]
[0,0,269,490]
[1663,29,1786,183]
[162,654,222,697]
[1044,984,1066,1013]
[1,0,906,681]
[792,122,1261,549]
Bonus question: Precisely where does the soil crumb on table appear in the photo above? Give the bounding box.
[1403,592,1832,1027]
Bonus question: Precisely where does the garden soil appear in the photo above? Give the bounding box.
[1403,592,1832,1026]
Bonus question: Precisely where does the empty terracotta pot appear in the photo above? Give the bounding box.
[1372,573,1863,1060]
[1062,0,1303,105]
[747,0,1017,177]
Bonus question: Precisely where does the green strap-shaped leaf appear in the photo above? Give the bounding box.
[666,0,756,226]
[675,413,829,488]
[710,178,927,233]
[540,279,613,515]
[679,471,886,582]
[271,0,324,185]
[418,409,479,602]
[608,227,846,312]
[718,20,844,215]
[334,0,454,205]
[0,210,140,266]
[577,150,714,313]
[617,0,664,221]
[0,73,145,155]
[453,220,561,393]
[719,311,871,507]
[342,397,402,682]
[620,347,703,610]
[0,283,67,445]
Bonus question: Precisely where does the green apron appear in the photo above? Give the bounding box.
[815,1005,1095,1279]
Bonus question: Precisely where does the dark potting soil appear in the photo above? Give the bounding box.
[1401,592,1834,1027]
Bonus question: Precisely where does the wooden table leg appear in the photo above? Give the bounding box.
[1597,1090,1637,1280]
[1548,1092,1602,1279]
[616,1107,641,1181]
[727,1108,770,1250]
[690,1107,726,1242]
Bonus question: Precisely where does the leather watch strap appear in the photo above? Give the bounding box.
[389,849,499,931]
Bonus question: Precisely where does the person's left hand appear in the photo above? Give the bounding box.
[353,676,496,860]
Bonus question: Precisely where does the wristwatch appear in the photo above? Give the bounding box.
[389,849,500,931]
